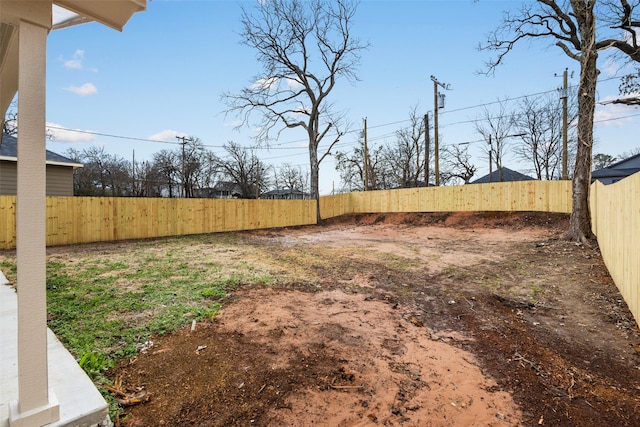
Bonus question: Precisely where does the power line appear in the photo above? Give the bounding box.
[45,126,200,146]
[46,73,636,159]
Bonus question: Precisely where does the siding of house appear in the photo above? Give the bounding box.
[0,161,74,196]
[46,165,74,196]
[0,161,17,195]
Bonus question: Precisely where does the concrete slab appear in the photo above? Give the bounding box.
[1,272,111,427]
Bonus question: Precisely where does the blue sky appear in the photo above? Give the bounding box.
[43,0,640,194]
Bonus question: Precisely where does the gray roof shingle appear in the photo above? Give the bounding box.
[470,167,535,184]
[1,133,82,167]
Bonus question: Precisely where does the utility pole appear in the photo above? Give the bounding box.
[424,113,430,186]
[176,135,190,198]
[561,68,569,180]
[430,75,450,186]
[488,134,493,183]
[363,117,369,191]
[555,68,571,180]
[132,149,135,196]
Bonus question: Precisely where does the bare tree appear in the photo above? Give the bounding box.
[274,163,309,194]
[335,107,429,191]
[474,102,516,182]
[334,144,365,191]
[152,149,180,198]
[442,144,477,184]
[180,137,220,198]
[133,160,164,197]
[386,106,427,188]
[619,146,640,158]
[2,103,17,137]
[67,146,132,196]
[218,141,269,199]
[223,0,368,222]
[3,101,53,141]
[514,93,577,180]
[481,0,640,243]
[196,150,222,193]
[335,138,386,191]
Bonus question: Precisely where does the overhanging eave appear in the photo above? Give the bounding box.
[53,0,146,31]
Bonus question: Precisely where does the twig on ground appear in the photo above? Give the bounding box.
[513,351,537,370]
[462,296,477,312]
[568,372,576,399]
[330,384,365,390]
[329,310,369,316]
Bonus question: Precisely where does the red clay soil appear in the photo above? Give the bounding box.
[109,212,640,427]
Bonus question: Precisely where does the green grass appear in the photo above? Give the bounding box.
[0,234,274,380]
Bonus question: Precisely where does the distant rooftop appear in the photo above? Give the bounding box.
[470,167,535,184]
[0,133,83,168]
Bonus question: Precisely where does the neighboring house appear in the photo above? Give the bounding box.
[196,181,243,199]
[469,167,535,184]
[262,188,308,200]
[0,132,83,196]
[592,153,640,185]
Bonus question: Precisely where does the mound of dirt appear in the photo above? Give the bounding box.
[322,211,569,231]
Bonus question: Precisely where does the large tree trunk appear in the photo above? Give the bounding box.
[309,140,321,224]
[566,0,597,243]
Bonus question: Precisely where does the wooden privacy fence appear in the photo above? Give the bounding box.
[321,180,573,217]
[0,180,572,249]
[0,196,316,249]
[1,179,637,325]
[590,173,640,327]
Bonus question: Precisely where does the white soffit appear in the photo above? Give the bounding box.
[53,0,146,31]
[52,4,90,30]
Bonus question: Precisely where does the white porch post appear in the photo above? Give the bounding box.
[8,4,60,426]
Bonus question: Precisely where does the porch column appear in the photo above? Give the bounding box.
[9,6,60,426]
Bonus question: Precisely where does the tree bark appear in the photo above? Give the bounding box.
[310,153,320,224]
[566,0,597,243]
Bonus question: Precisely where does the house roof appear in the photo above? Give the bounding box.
[0,133,83,168]
[470,167,535,184]
[592,152,640,181]
[262,188,306,196]
[213,181,243,193]
[592,167,640,179]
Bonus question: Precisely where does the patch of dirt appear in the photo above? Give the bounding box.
[108,212,640,427]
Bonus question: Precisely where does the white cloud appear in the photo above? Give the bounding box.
[251,76,279,91]
[148,130,188,142]
[61,49,97,72]
[224,120,243,128]
[64,49,85,69]
[46,122,96,143]
[595,97,638,127]
[65,83,97,96]
[286,77,303,89]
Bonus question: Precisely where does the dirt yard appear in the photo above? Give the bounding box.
[109,212,640,427]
